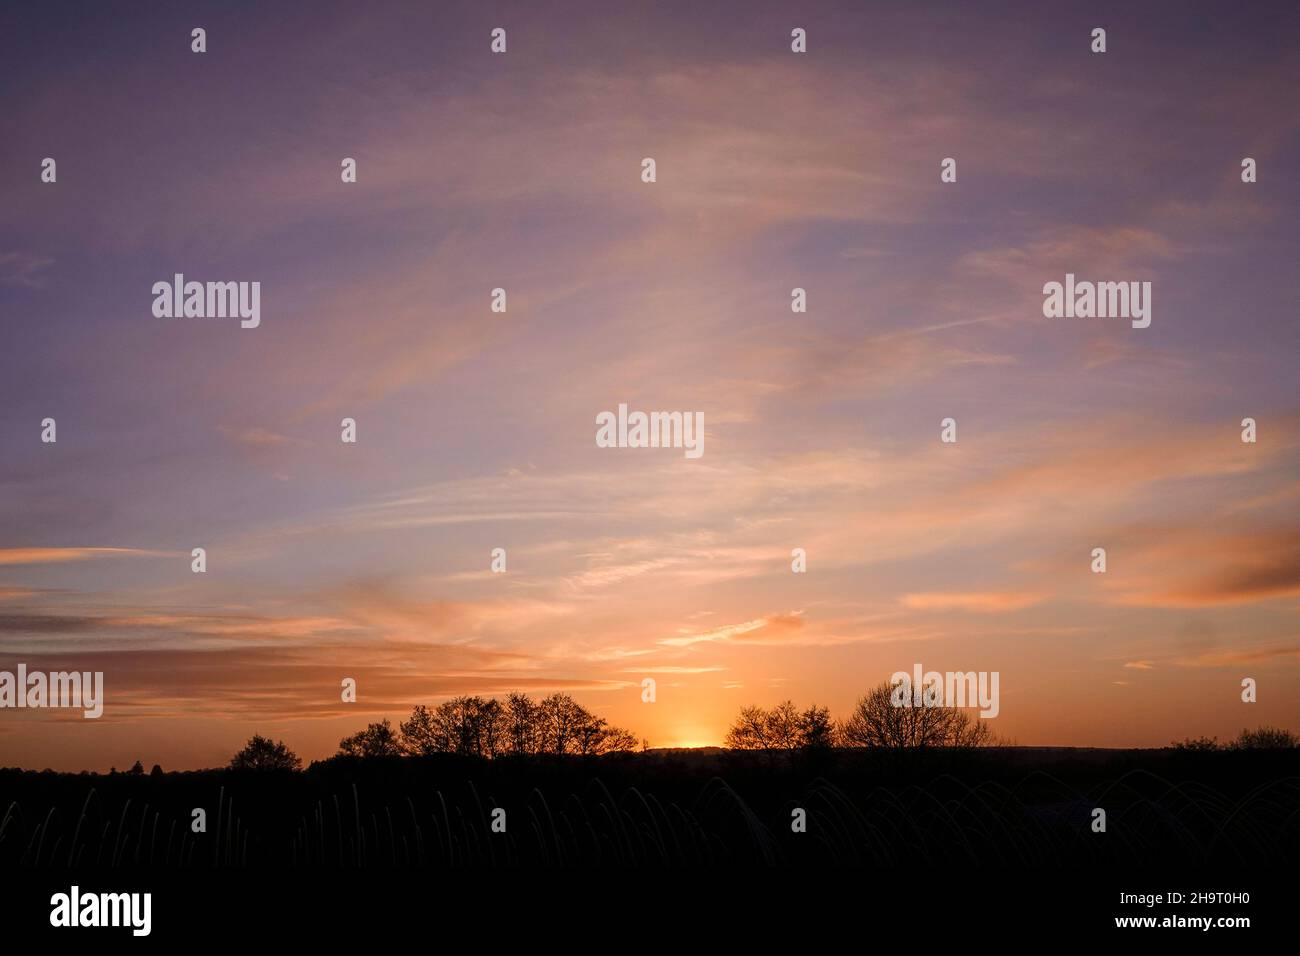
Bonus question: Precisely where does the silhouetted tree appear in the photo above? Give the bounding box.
[573,712,638,755]
[338,719,402,757]
[435,697,480,756]
[725,705,770,750]
[128,760,145,775]
[360,695,635,760]
[599,725,640,754]
[1232,726,1298,749]
[840,681,991,750]
[437,696,504,757]
[503,692,540,755]
[763,700,801,749]
[726,702,835,750]
[399,704,441,755]
[399,698,506,757]
[799,704,835,749]
[229,734,302,771]
[478,697,505,757]
[538,693,586,755]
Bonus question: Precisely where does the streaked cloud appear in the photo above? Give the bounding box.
[0,547,172,566]
[900,592,1043,613]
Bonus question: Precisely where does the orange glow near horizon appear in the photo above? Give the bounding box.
[3,3,1299,773]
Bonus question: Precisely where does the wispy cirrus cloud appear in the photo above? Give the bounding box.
[4,0,1299,769]
[0,547,173,566]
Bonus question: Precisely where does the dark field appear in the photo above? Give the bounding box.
[2,747,1296,870]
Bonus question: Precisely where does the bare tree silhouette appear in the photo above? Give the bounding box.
[840,681,991,750]
[538,693,586,755]
[763,701,802,749]
[375,693,638,759]
[725,705,770,749]
[724,701,836,750]
[504,692,541,755]
[725,685,993,751]
[399,697,504,757]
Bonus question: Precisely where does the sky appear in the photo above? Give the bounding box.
[1,0,1298,770]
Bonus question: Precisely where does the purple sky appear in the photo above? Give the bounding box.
[1,0,1298,769]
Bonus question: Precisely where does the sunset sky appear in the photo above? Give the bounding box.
[2,0,1298,771]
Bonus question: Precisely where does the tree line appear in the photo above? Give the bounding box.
[1172,726,1299,750]
[339,692,640,758]
[228,692,640,770]
[223,683,1299,771]
[725,685,1300,753]
[227,682,995,771]
[725,681,993,751]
